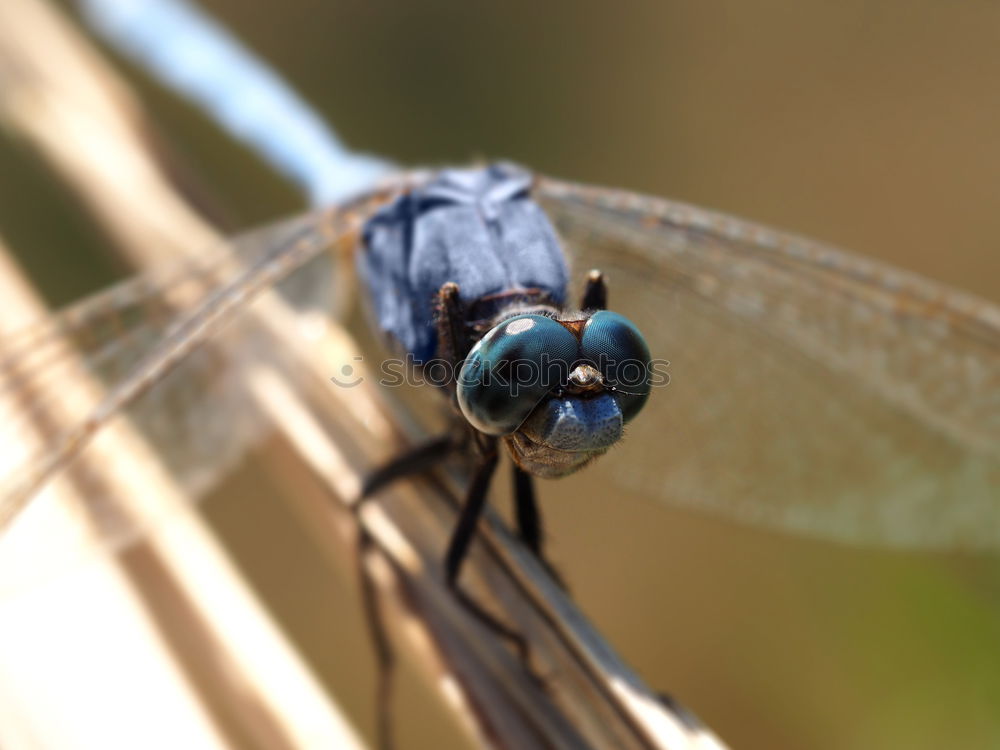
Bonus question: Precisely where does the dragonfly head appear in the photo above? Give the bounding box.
[456,310,652,478]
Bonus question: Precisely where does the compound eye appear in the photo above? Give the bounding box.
[580,310,652,421]
[457,314,577,435]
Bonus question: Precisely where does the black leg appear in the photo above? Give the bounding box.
[512,466,542,555]
[361,433,457,499]
[513,465,568,590]
[580,269,608,310]
[444,441,499,586]
[436,281,471,365]
[356,529,396,750]
[444,440,532,663]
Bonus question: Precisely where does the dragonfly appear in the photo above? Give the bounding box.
[355,163,655,591]
[2,153,999,587]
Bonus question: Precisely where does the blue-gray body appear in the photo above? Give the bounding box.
[359,164,643,478]
[359,164,569,362]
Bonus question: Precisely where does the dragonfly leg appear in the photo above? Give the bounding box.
[436,281,471,365]
[356,527,397,750]
[580,269,608,310]
[360,433,459,499]
[512,465,542,555]
[443,437,498,583]
[513,466,569,590]
[355,431,462,750]
[445,438,532,664]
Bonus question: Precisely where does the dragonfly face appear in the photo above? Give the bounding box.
[360,163,653,480]
[459,310,652,477]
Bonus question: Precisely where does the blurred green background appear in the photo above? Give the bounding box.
[2,1,1000,748]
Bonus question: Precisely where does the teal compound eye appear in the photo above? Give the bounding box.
[457,314,578,435]
[580,310,652,422]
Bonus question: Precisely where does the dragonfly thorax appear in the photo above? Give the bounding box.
[360,164,652,480]
[359,163,570,363]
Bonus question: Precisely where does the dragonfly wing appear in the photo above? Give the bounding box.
[537,178,1000,551]
[0,212,329,397]
[0,203,372,564]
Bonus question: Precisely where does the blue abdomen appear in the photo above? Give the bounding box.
[360,164,569,362]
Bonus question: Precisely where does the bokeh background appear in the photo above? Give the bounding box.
[2,1,1000,748]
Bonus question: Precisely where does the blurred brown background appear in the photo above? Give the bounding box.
[2,1,999,748]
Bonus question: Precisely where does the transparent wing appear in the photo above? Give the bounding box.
[0,212,323,421]
[537,178,1000,551]
[0,197,383,587]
